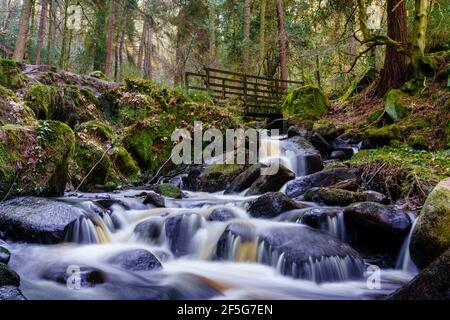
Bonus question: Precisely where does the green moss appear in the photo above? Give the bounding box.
[25,84,101,127]
[204,164,243,178]
[77,120,115,144]
[304,187,366,206]
[0,121,75,198]
[385,89,409,121]
[153,183,183,199]
[348,146,450,200]
[111,146,141,179]
[408,134,428,150]
[364,124,402,146]
[368,109,384,123]
[0,59,27,90]
[282,86,330,120]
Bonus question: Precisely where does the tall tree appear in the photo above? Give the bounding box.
[275,0,288,88]
[36,0,48,65]
[46,0,54,64]
[105,0,116,76]
[377,0,408,95]
[13,0,34,62]
[410,0,430,84]
[258,0,267,74]
[242,0,251,72]
[208,0,216,65]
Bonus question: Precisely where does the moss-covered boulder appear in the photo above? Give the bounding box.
[411,178,450,269]
[408,134,428,150]
[25,84,102,128]
[0,121,75,198]
[385,89,408,121]
[364,124,402,147]
[196,164,245,193]
[73,120,140,191]
[0,85,35,125]
[283,86,330,120]
[151,183,183,199]
[0,59,27,90]
[303,188,367,206]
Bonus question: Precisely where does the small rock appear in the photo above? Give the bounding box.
[225,163,266,194]
[109,249,162,272]
[0,263,20,287]
[246,165,295,196]
[247,192,308,218]
[330,150,348,161]
[0,246,10,265]
[364,190,389,204]
[143,192,166,208]
[41,265,105,287]
[208,208,237,222]
[304,188,367,206]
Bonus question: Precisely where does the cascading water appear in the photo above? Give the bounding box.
[395,213,419,273]
[5,134,418,300]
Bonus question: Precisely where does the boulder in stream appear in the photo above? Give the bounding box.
[387,249,450,300]
[303,188,367,206]
[410,178,450,269]
[0,197,84,244]
[109,249,162,272]
[143,191,166,208]
[225,163,266,194]
[41,264,105,287]
[344,202,412,253]
[246,165,295,196]
[286,168,357,198]
[246,192,309,218]
[0,263,20,287]
[0,246,10,265]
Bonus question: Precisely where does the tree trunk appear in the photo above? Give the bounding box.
[209,0,216,66]
[411,0,430,83]
[137,18,148,70]
[144,18,153,80]
[59,0,69,69]
[315,53,321,88]
[13,0,33,62]
[35,0,48,65]
[105,0,116,76]
[46,0,54,64]
[258,0,266,75]
[275,0,288,89]
[242,0,251,73]
[376,0,408,95]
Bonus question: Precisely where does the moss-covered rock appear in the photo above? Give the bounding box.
[303,188,367,206]
[0,121,75,199]
[282,86,330,120]
[0,85,35,126]
[196,164,245,193]
[0,59,27,90]
[0,263,20,287]
[384,89,409,121]
[368,109,384,123]
[151,183,183,199]
[25,84,102,127]
[364,124,402,147]
[73,120,140,191]
[411,178,450,269]
[312,120,341,141]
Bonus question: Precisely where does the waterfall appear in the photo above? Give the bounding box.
[395,213,419,273]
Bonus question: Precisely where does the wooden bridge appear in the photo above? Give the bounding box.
[185,67,303,119]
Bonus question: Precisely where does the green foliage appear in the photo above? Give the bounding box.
[385,89,409,121]
[0,59,27,90]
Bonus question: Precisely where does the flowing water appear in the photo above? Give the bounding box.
[5,136,418,300]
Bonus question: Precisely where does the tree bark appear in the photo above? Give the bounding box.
[275,0,288,89]
[209,0,216,66]
[59,0,69,69]
[377,0,409,96]
[242,0,251,73]
[35,0,48,65]
[46,0,54,64]
[144,17,153,80]
[13,0,33,62]
[105,0,116,76]
[137,18,148,70]
[258,0,266,75]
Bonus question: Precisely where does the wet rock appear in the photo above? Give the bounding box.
[411,178,450,269]
[134,218,164,243]
[0,197,84,244]
[95,198,130,210]
[330,178,359,191]
[246,165,295,196]
[388,249,450,300]
[344,202,412,253]
[286,168,357,198]
[364,191,389,204]
[143,192,166,208]
[283,136,323,176]
[41,265,105,287]
[0,286,26,300]
[109,249,162,272]
[312,121,341,142]
[194,164,245,193]
[246,192,308,218]
[208,208,237,222]
[310,132,330,155]
[0,246,10,265]
[278,207,343,230]
[225,163,266,194]
[304,188,367,206]
[287,125,310,138]
[165,214,204,257]
[330,150,348,161]
[0,263,20,287]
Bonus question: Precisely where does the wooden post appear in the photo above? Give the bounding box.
[222,78,226,99]
[243,74,248,114]
[205,68,211,92]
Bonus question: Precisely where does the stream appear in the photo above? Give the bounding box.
[5,136,419,300]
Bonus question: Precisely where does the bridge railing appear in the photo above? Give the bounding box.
[185,67,303,117]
